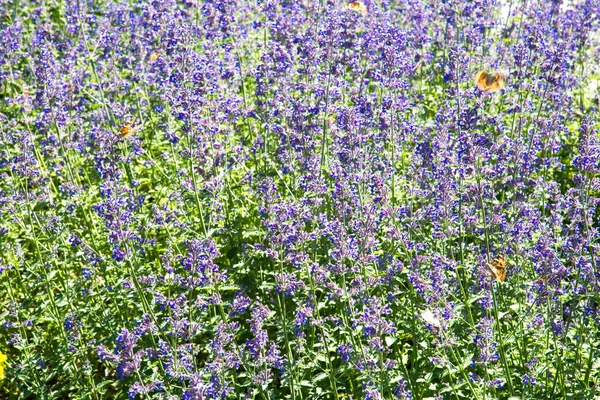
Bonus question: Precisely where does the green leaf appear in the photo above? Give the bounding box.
[313,372,329,382]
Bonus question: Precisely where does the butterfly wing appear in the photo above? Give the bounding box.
[487,72,506,92]
[474,71,489,91]
[487,255,507,281]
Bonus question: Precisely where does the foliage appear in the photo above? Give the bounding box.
[1,0,600,399]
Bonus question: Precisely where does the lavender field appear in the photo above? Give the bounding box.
[1,0,600,399]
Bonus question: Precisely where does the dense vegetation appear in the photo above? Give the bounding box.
[1,0,600,399]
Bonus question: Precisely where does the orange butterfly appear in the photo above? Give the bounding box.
[347,1,367,15]
[120,119,141,138]
[486,254,507,282]
[474,70,508,92]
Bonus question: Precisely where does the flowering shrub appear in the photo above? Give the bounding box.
[1,0,600,399]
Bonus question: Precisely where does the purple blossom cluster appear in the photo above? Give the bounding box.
[1,0,600,399]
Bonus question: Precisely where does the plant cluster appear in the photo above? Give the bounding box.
[1,0,600,399]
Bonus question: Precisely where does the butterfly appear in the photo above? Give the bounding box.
[486,254,507,282]
[150,52,160,62]
[347,1,367,15]
[120,119,141,138]
[474,69,508,92]
[413,59,425,72]
[534,276,548,285]
[420,309,441,328]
